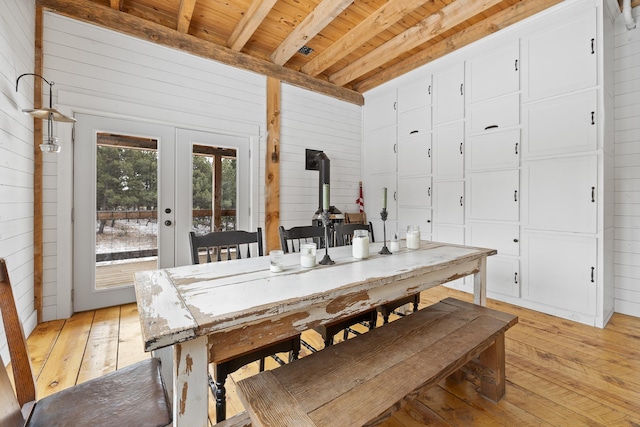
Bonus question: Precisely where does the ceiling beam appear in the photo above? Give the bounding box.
[270,0,353,66]
[177,0,197,33]
[109,0,122,11]
[300,0,430,77]
[227,0,278,51]
[36,0,363,105]
[331,0,504,86]
[354,0,563,93]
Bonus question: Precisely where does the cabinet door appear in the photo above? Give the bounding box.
[433,180,464,225]
[433,122,464,180]
[433,62,465,125]
[364,89,397,130]
[365,125,397,175]
[522,232,597,316]
[523,155,597,233]
[398,207,432,238]
[398,176,431,208]
[524,8,596,101]
[468,40,519,103]
[467,129,520,171]
[487,257,520,298]
[399,107,431,138]
[468,93,519,134]
[398,77,432,112]
[468,170,519,221]
[398,133,431,177]
[523,90,597,157]
[365,173,397,221]
[467,222,519,257]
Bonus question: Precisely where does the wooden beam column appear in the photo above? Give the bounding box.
[213,154,222,231]
[265,77,281,251]
[34,5,44,323]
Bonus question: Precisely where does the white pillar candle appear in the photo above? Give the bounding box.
[270,250,284,272]
[406,226,421,250]
[300,243,317,268]
[352,230,370,259]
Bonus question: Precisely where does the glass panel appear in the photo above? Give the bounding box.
[95,133,158,290]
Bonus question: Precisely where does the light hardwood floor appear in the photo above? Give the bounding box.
[11,286,640,426]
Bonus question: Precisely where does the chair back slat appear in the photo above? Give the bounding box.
[189,229,263,264]
[278,226,325,253]
[334,223,375,246]
[0,259,36,408]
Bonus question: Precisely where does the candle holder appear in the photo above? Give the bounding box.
[319,209,335,265]
[379,208,392,255]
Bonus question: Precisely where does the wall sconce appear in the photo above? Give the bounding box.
[15,73,76,153]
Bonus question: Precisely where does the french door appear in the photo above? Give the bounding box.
[73,114,252,311]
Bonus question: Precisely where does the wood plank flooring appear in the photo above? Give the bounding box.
[11,286,640,426]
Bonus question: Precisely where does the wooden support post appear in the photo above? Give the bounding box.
[265,77,281,252]
[213,154,222,231]
[34,5,44,323]
[480,334,506,402]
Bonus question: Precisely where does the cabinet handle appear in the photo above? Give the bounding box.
[591,38,595,54]
[460,196,463,206]
[514,190,518,202]
[460,83,464,96]
[460,142,463,155]
[484,125,499,130]
[393,143,397,154]
[515,59,519,71]
[428,85,431,95]
[427,219,431,223]
[515,142,519,155]
[591,186,595,202]
[514,272,518,284]
[428,186,431,197]
[428,148,431,158]
[393,101,397,110]
[513,238,519,243]
[591,267,595,283]
[394,191,397,201]
[591,111,595,125]
[410,130,419,134]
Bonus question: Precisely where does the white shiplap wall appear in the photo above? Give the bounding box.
[614,7,640,317]
[0,0,38,363]
[41,12,362,319]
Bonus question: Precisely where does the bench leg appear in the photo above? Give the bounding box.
[479,333,506,402]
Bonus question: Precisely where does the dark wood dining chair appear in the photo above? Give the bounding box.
[188,229,301,423]
[334,223,420,324]
[279,225,377,347]
[0,258,171,427]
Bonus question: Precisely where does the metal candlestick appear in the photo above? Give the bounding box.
[379,208,392,255]
[319,209,335,265]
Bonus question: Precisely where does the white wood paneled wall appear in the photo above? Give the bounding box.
[0,0,38,363]
[614,7,640,317]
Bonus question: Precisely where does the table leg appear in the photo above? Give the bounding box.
[473,256,487,306]
[173,336,209,427]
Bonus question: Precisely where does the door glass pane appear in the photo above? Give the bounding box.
[95,133,158,290]
[192,144,237,234]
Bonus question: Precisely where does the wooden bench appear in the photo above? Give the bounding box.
[235,297,518,427]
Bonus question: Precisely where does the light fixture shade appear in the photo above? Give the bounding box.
[22,107,76,123]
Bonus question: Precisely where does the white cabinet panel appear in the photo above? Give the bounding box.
[398,176,431,208]
[433,122,464,180]
[398,133,431,177]
[364,89,397,130]
[398,207,432,237]
[398,77,432,112]
[434,181,464,225]
[468,40,519,103]
[467,129,520,171]
[487,257,520,298]
[468,170,519,221]
[468,93,520,134]
[523,155,597,233]
[524,90,597,157]
[524,8,596,101]
[522,232,597,316]
[365,125,397,175]
[399,107,431,138]
[433,62,465,125]
[365,173,397,221]
[467,222,519,257]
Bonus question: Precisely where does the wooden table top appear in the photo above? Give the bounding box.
[134,241,496,352]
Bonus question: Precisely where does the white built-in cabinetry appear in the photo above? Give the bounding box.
[363,0,613,327]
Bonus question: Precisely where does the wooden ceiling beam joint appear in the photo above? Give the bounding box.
[227,0,278,51]
[177,0,197,33]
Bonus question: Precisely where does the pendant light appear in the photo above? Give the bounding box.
[15,73,76,153]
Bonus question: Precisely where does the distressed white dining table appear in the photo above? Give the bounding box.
[134,241,496,426]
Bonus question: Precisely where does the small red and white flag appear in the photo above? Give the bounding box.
[356,181,364,213]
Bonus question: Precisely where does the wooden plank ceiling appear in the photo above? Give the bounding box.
[36,0,625,104]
